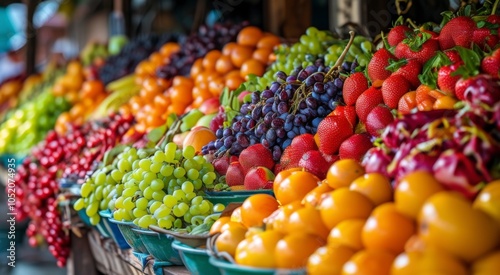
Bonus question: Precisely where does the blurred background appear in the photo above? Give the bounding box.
[0,0,460,274]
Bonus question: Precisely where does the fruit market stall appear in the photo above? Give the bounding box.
[2,0,500,274]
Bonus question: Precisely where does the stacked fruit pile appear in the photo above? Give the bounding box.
[13,113,135,266]
[212,159,500,274]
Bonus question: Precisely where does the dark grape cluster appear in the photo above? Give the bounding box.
[202,60,358,161]
[156,22,247,80]
[13,113,135,267]
[99,33,181,84]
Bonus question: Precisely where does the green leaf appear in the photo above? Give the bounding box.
[440,11,454,27]
[147,124,168,144]
[451,46,481,78]
[418,51,451,88]
[404,31,432,51]
[386,58,408,72]
[231,95,240,112]
[103,144,128,166]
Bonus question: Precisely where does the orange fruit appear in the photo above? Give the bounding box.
[230,207,242,223]
[202,50,222,71]
[67,61,83,76]
[173,76,194,88]
[391,248,468,275]
[215,55,235,75]
[215,222,247,257]
[169,85,193,105]
[275,232,326,269]
[274,170,320,205]
[328,219,365,251]
[240,194,279,228]
[210,217,231,234]
[349,173,392,206]
[235,229,283,268]
[222,42,238,56]
[257,35,281,49]
[307,245,357,275]
[362,202,416,255]
[318,188,374,230]
[208,76,225,96]
[287,205,330,241]
[240,58,265,79]
[472,250,500,275]
[190,58,204,76]
[230,45,254,68]
[252,47,272,65]
[302,181,334,207]
[225,70,245,91]
[341,249,396,275]
[395,171,444,219]
[159,42,180,56]
[474,180,500,228]
[273,167,302,194]
[326,160,365,189]
[182,127,216,153]
[237,26,263,47]
[264,200,303,233]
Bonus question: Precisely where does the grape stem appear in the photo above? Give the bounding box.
[325,31,356,78]
[492,0,499,14]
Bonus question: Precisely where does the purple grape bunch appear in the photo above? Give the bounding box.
[202,59,358,161]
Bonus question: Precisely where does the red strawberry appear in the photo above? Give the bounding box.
[239,144,274,173]
[316,115,353,155]
[356,87,384,122]
[487,15,500,39]
[368,49,395,83]
[298,150,331,179]
[226,161,245,186]
[381,74,411,109]
[280,133,317,170]
[339,133,373,161]
[343,72,369,105]
[444,49,462,64]
[365,105,394,137]
[388,25,412,47]
[331,105,357,128]
[394,33,439,65]
[481,48,500,77]
[244,166,275,190]
[439,16,476,50]
[473,27,499,50]
[454,77,474,100]
[437,62,463,96]
[392,59,422,89]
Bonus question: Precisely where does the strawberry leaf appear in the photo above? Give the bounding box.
[418,51,452,88]
[403,31,432,51]
[394,16,405,26]
[451,46,481,78]
[440,11,455,27]
[386,58,408,72]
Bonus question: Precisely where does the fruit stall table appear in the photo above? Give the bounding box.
[86,228,189,275]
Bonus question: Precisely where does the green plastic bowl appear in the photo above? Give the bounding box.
[131,228,183,265]
[172,240,221,275]
[208,257,306,275]
[108,218,149,254]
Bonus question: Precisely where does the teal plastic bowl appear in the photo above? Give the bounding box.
[172,240,221,275]
[131,228,183,265]
[99,210,130,249]
[209,257,306,275]
[108,218,149,254]
[205,190,274,206]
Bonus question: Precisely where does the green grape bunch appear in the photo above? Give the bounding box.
[76,142,225,232]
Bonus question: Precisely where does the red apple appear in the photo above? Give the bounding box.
[199,97,220,115]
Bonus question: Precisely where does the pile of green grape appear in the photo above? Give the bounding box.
[324,35,374,68]
[74,142,224,232]
[255,27,337,90]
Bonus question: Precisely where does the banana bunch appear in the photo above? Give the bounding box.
[325,35,374,68]
[92,74,139,119]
